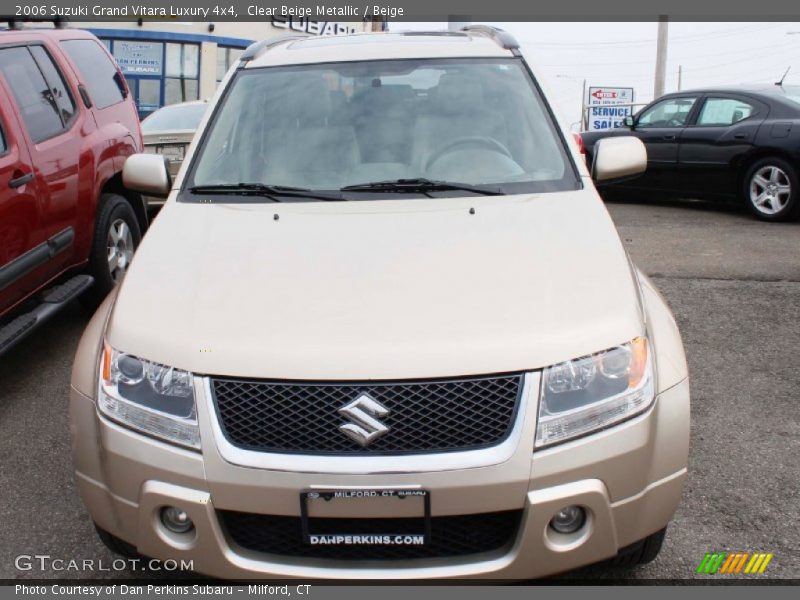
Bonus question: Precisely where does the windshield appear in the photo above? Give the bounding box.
[777,85,800,106]
[186,58,578,197]
[142,103,207,133]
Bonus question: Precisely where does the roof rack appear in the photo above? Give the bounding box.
[400,31,466,38]
[3,16,69,30]
[239,34,305,63]
[460,25,520,52]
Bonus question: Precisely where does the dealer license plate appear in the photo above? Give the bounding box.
[300,489,431,546]
[161,145,184,162]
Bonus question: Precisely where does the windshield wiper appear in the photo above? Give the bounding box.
[188,183,345,202]
[340,178,504,196]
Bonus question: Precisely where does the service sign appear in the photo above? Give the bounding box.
[587,86,635,131]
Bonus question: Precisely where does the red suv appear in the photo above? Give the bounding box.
[0,25,146,356]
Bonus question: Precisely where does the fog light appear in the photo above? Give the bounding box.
[160,506,194,534]
[549,505,586,534]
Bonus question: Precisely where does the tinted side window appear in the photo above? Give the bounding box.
[29,45,76,127]
[61,39,124,109]
[0,123,6,154]
[0,47,66,142]
[638,97,697,128]
[697,98,755,126]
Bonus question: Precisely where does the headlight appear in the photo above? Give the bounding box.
[98,344,200,449]
[535,337,654,449]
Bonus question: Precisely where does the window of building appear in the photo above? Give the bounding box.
[165,42,200,104]
[61,39,125,109]
[0,46,75,143]
[216,46,244,83]
[138,79,162,111]
[697,98,755,126]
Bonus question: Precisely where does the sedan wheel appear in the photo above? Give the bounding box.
[749,166,791,215]
[107,218,134,283]
[743,158,800,221]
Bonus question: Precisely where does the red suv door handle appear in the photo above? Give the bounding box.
[9,172,34,189]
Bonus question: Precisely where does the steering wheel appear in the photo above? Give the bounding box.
[667,118,684,127]
[425,136,513,172]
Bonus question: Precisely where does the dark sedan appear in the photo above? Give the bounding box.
[582,85,800,221]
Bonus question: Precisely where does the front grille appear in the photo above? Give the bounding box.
[210,374,524,454]
[219,510,522,560]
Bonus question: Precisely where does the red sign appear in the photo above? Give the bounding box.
[591,89,619,100]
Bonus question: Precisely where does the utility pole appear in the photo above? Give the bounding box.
[654,16,669,99]
[556,74,588,131]
[581,78,587,131]
[448,16,470,31]
[677,65,682,91]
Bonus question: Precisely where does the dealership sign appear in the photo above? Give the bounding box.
[587,86,634,131]
[113,41,163,75]
[272,16,359,35]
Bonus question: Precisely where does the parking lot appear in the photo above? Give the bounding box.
[0,198,798,581]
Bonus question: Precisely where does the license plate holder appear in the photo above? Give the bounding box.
[299,489,431,547]
[161,145,184,161]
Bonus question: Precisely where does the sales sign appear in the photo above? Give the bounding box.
[587,86,635,131]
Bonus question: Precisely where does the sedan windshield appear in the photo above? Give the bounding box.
[777,85,800,107]
[187,58,578,197]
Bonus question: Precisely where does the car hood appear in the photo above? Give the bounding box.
[108,188,643,379]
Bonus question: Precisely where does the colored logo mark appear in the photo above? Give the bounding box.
[697,552,773,574]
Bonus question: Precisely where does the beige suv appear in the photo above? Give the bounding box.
[70,27,689,580]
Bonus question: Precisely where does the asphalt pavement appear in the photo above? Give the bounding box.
[0,197,798,581]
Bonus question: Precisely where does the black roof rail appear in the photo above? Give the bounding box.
[239,34,305,63]
[460,25,520,52]
[2,16,69,30]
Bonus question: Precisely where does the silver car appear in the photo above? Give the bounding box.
[141,100,208,207]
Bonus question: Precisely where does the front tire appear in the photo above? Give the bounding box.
[605,527,666,568]
[94,523,140,559]
[743,157,800,221]
[83,194,142,308]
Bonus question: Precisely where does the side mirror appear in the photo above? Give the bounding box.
[592,136,647,182]
[623,115,635,128]
[123,153,171,197]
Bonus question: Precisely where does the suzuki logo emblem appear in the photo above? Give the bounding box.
[338,393,390,447]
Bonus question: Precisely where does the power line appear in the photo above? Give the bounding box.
[679,46,798,73]
[537,40,797,68]
[541,44,800,85]
[520,23,784,48]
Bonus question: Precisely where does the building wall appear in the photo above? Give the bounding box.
[72,18,378,118]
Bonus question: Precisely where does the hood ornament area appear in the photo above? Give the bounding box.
[338,393,390,447]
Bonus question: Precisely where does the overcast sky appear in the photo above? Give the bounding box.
[390,21,800,130]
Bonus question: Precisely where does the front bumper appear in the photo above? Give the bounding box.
[70,374,689,580]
